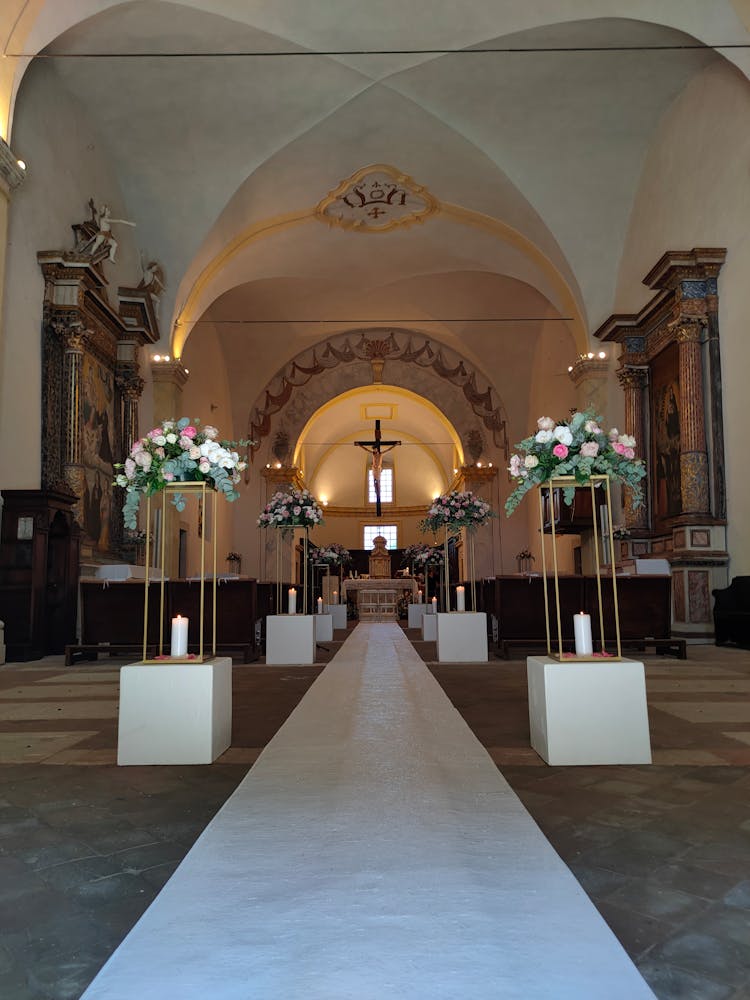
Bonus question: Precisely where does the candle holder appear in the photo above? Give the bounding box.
[141,482,218,664]
[538,474,623,662]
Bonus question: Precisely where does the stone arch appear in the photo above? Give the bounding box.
[245,328,509,476]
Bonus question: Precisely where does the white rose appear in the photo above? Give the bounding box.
[553,426,573,446]
[189,445,201,460]
[535,430,554,445]
[115,474,129,487]
[165,433,178,444]
[154,435,167,446]
[524,455,539,469]
[537,416,556,432]
[619,434,636,448]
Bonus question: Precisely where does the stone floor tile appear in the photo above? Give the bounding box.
[594,899,675,958]
[637,960,735,1000]
[604,878,711,922]
[724,881,750,910]
[685,905,750,948]
[650,931,750,986]
[651,863,741,901]
[35,855,124,892]
[566,862,631,899]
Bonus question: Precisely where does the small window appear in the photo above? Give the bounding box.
[368,467,393,503]
[363,525,398,550]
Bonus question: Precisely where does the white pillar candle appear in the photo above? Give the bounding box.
[288,588,297,615]
[417,590,423,604]
[574,612,593,656]
[317,597,323,614]
[456,586,466,612]
[332,590,338,605]
[431,596,438,614]
[170,615,188,657]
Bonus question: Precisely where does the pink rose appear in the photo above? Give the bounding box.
[613,442,627,455]
[130,439,144,455]
[624,447,635,459]
[182,425,197,438]
[147,428,161,440]
[552,444,569,459]
[163,472,175,481]
[124,458,136,479]
[156,447,166,459]
[179,436,192,450]
[580,441,599,458]
[198,460,210,473]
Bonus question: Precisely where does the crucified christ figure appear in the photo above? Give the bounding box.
[354,419,401,517]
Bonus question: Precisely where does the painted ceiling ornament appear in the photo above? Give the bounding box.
[315,164,438,233]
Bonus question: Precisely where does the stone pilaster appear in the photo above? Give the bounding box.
[568,355,609,414]
[617,366,649,530]
[150,359,189,422]
[0,138,26,429]
[149,360,189,576]
[676,321,709,514]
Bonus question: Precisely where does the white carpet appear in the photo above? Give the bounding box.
[83,623,655,999]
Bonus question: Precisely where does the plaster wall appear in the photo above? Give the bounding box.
[617,59,750,574]
[0,61,140,487]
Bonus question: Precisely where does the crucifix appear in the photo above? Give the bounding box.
[354,419,401,517]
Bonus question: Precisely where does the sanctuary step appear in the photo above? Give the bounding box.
[83,623,655,1000]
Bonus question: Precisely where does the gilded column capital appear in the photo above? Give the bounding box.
[675,319,706,344]
[115,367,145,400]
[51,317,90,353]
[616,366,648,391]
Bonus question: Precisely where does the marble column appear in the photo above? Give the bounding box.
[676,321,709,514]
[617,366,649,530]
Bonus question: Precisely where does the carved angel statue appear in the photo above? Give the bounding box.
[77,201,135,262]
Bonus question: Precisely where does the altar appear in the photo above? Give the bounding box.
[342,578,417,621]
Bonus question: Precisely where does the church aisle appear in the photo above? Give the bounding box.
[82,623,655,1000]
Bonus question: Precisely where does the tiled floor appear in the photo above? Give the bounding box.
[0,639,749,999]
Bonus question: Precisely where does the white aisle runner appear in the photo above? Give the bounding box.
[83,624,655,1000]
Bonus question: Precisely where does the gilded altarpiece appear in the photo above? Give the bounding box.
[38,245,157,563]
[595,248,729,638]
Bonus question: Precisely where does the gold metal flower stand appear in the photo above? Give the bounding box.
[537,474,622,661]
[141,481,218,663]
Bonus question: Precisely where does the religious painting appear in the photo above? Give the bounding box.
[81,353,116,553]
[650,343,681,525]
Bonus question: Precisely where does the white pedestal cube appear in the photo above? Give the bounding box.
[408,604,426,629]
[325,604,348,631]
[266,614,316,665]
[527,656,652,765]
[421,612,437,641]
[436,612,488,662]
[117,658,232,766]
[314,613,333,642]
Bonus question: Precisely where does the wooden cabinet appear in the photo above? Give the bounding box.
[0,490,80,660]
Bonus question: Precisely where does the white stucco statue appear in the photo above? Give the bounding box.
[79,202,135,262]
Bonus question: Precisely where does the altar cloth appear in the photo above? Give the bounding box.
[82,623,654,1000]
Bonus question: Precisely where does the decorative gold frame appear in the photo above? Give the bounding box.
[538,474,622,661]
[142,482,218,663]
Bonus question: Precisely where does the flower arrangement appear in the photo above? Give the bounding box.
[257,487,324,529]
[309,542,351,565]
[115,418,248,530]
[505,408,647,516]
[402,543,445,567]
[612,525,631,540]
[226,551,242,563]
[421,490,494,535]
[515,548,534,562]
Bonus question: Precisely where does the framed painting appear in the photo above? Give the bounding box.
[650,343,681,526]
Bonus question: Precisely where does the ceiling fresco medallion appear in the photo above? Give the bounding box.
[315,164,438,233]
